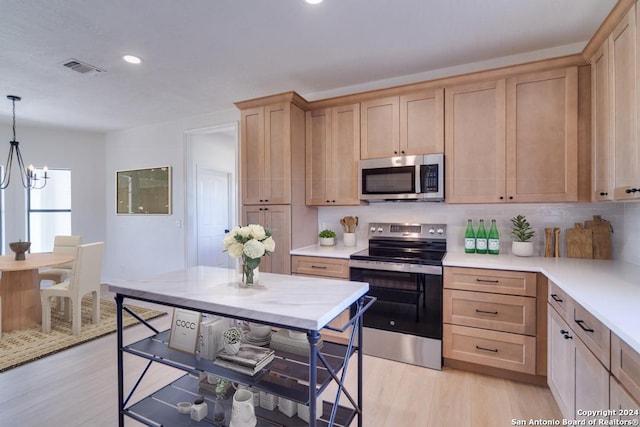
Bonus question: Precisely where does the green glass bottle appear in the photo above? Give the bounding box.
[476,219,488,254]
[488,219,500,255]
[464,219,476,253]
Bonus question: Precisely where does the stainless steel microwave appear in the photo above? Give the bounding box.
[359,154,444,201]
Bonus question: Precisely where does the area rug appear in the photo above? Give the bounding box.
[0,297,167,372]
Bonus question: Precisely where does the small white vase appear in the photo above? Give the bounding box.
[343,233,356,247]
[230,389,257,427]
[512,241,534,257]
[224,341,241,355]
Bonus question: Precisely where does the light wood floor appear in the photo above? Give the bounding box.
[0,295,561,427]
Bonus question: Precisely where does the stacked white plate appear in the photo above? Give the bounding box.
[244,331,272,347]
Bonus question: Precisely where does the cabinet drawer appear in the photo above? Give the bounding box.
[291,256,349,279]
[612,333,640,404]
[444,267,536,296]
[443,289,536,335]
[572,302,610,369]
[548,280,572,321]
[443,324,536,374]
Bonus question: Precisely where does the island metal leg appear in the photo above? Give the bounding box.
[115,294,125,427]
[307,329,320,427]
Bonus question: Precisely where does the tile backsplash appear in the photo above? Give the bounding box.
[318,201,639,264]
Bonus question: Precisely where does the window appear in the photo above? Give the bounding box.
[28,169,71,252]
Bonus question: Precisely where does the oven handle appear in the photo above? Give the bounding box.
[349,259,442,275]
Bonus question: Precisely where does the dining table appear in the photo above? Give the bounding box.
[0,252,75,332]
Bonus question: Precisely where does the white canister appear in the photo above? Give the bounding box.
[259,391,278,411]
[190,397,208,422]
[230,389,257,427]
[297,396,324,422]
[277,397,297,417]
[343,232,356,247]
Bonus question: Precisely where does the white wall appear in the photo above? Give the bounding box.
[318,201,640,263]
[0,123,106,252]
[104,109,239,280]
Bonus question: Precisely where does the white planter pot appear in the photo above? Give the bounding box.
[512,241,534,257]
[319,237,335,246]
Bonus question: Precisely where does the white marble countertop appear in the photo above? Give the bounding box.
[444,252,640,354]
[107,266,369,331]
[290,242,368,259]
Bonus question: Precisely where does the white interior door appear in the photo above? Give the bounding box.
[197,167,232,267]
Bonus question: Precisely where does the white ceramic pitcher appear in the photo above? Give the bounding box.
[230,389,257,427]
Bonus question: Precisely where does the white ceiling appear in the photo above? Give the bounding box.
[0,0,617,133]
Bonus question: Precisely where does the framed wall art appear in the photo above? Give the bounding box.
[116,166,171,215]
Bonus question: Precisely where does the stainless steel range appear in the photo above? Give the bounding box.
[349,222,446,370]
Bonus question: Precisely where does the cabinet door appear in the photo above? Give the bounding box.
[305,108,331,205]
[575,335,610,421]
[399,89,444,155]
[506,67,578,203]
[592,41,614,201]
[264,103,291,204]
[241,107,265,205]
[548,306,576,419]
[445,80,506,203]
[330,104,360,205]
[360,96,399,159]
[610,376,640,420]
[611,6,640,199]
[241,205,291,274]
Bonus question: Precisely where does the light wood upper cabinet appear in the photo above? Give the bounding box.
[242,204,291,274]
[611,5,640,200]
[445,80,507,203]
[306,104,360,206]
[506,67,578,203]
[591,40,614,201]
[361,89,444,159]
[241,103,292,205]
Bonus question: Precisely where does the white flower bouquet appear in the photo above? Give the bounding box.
[223,224,275,285]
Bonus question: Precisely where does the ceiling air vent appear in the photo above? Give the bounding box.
[62,58,105,76]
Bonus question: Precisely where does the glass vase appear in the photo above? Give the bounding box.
[241,262,259,287]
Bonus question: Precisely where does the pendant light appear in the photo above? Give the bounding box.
[1,95,49,190]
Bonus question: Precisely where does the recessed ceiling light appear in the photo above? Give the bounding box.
[123,55,142,64]
[305,0,323,4]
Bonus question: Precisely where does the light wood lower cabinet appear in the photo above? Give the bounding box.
[610,376,640,420]
[612,332,640,405]
[443,267,543,379]
[547,280,611,421]
[242,205,291,274]
[291,255,351,345]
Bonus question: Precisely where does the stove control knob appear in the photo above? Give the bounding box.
[437,228,444,234]
[428,228,435,234]
[377,227,383,233]
[389,320,396,326]
[370,227,376,232]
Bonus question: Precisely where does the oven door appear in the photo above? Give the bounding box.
[349,266,442,340]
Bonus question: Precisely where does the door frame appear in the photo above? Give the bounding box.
[184,122,239,268]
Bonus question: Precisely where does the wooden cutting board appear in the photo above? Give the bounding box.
[566,224,593,259]
[584,215,612,260]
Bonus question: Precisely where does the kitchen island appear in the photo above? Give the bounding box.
[108,266,370,427]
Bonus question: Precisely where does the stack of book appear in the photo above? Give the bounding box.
[269,329,323,356]
[213,343,275,376]
[199,315,229,360]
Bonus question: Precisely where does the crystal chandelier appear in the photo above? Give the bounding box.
[1,95,49,190]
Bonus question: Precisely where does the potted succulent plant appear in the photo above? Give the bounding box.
[319,229,336,246]
[223,327,243,355]
[510,215,535,257]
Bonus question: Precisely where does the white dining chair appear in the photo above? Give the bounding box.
[39,235,82,284]
[41,242,104,336]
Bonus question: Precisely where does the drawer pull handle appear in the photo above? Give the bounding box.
[575,319,594,333]
[475,345,498,353]
[476,279,499,283]
[311,265,328,269]
[550,294,563,302]
[475,309,498,315]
